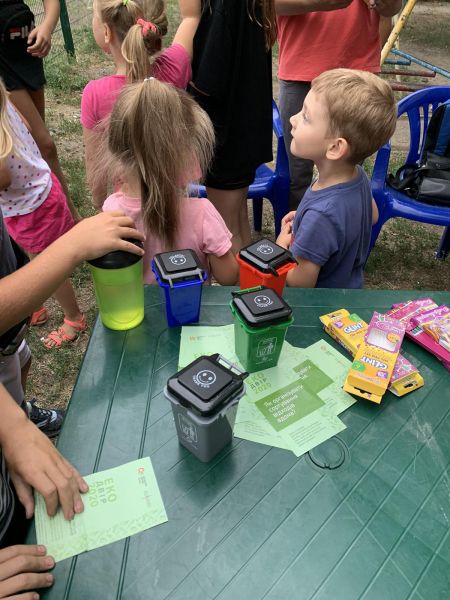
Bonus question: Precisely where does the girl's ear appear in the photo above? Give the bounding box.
[326,137,350,162]
[104,23,113,44]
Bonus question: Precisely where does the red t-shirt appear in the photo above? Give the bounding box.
[277,2,381,82]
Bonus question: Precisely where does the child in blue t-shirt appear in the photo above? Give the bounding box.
[276,68,397,289]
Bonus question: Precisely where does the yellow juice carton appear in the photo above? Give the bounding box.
[319,309,367,355]
[343,312,406,404]
[320,309,423,397]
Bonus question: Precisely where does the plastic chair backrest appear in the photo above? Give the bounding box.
[271,101,289,181]
[398,87,450,165]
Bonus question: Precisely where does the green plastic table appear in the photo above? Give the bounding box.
[30,286,450,599]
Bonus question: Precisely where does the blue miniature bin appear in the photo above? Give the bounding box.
[152,249,207,327]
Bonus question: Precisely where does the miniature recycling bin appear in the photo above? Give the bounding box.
[88,240,144,331]
[152,249,207,327]
[165,354,248,462]
[230,286,294,373]
[236,239,297,296]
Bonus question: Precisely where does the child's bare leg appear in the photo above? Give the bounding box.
[9,88,80,222]
[206,186,251,254]
[28,253,85,346]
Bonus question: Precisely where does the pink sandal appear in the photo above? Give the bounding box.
[42,314,87,349]
[31,306,48,326]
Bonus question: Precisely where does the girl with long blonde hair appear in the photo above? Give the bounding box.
[190,0,277,253]
[102,78,238,286]
[82,0,202,208]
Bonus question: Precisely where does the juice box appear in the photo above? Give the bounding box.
[343,312,406,404]
[386,300,450,370]
[320,309,423,397]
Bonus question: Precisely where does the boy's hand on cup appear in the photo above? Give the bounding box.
[0,544,55,598]
[68,211,145,262]
[2,414,88,521]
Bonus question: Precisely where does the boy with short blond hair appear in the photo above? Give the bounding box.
[277,68,397,288]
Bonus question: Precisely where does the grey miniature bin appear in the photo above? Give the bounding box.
[164,354,248,462]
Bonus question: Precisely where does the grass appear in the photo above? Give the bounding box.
[27,3,450,409]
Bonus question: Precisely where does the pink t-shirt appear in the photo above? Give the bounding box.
[80,44,192,130]
[102,193,232,283]
[277,4,381,81]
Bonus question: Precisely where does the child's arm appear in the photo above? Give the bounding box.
[173,0,201,60]
[83,127,107,210]
[0,382,87,520]
[286,257,320,288]
[27,0,60,58]
[276,220,320,287]
[209,250,239,286]
[0,212,144,335]
[0,161,11,190]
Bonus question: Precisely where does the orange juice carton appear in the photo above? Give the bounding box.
[320,309,423,397]
[343,312,406,404]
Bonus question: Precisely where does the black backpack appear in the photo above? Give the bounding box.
[0,0,35,57]
[388,99,450,207]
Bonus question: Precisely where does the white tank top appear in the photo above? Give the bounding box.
[0,102,51,217]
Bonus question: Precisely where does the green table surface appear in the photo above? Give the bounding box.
[30,286,450,599]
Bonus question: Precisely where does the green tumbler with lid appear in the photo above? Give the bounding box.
[88,240,144,330]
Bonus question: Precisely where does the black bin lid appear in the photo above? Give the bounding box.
[238,239,296,274]
[167,354,247,416]
[232,286,292,327]
[152,249,205,287]
[88,239,144,269]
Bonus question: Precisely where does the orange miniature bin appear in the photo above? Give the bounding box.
[237,239,297,296]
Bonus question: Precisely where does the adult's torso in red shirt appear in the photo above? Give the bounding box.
[277,1,381,81]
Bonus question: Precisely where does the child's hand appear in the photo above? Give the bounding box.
[276,221,293,250]
[67,211,145,262]
[0,545,55,597]
[27,23,53,57]
[2,410,88,520]
[281,211,296,229]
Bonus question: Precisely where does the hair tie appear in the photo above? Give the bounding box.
[122,0,128,5]
[136,18,159,37]
[144,77,155,82]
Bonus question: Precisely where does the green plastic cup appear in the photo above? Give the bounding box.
[88,241,144,330]
[230,287,293,373]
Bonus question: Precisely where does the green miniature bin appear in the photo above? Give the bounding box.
[230,286,293,373]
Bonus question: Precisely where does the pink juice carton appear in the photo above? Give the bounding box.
[320,309,423,397]
[386,300,450,371]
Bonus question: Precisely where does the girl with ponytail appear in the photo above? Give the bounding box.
[102,78,238,285]
[82,0,201,207]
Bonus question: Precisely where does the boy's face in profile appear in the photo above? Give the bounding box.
[290,90,331,163]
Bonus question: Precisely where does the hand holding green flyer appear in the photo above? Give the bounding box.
[34,457,167,563]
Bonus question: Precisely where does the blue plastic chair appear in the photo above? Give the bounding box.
[370,86,450,260]
[197,100,290,237]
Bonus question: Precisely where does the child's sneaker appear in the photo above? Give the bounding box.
[26,399,65,439]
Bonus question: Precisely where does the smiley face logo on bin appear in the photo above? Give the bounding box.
[256,243,274,256]
[193,369,217,388]
[254,294,273,308]
[169,253,187,266]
